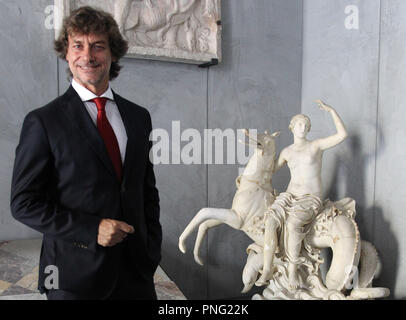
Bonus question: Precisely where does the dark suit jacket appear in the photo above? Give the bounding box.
[10,86,162,297]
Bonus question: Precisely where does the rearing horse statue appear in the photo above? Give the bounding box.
[179,128,390,300]
[179,129,280,265]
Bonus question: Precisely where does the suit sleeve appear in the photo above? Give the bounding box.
[10,111,102,251]
[143,112,162,269]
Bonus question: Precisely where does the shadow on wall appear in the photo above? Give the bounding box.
[208,225,264,299]
[327,135,373,237]
[369,207,399,299]
[161,244,208,299]
[327,133,399,299]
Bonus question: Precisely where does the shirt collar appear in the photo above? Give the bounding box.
[71,78,114,102]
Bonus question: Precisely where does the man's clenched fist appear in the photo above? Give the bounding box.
[98,219,135,247]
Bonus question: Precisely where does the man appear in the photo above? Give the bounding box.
[255,100,347,289]
[10,6,162,300]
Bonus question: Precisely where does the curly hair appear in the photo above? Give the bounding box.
[289,114,311,132]
[54,6,128,80]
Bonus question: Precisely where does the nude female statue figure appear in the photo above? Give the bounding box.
[255,100,348,289]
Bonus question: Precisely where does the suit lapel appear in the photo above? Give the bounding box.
[60,86,119,182]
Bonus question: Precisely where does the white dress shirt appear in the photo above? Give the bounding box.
[71,79,127,164]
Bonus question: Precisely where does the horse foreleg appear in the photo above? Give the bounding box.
[242,251,263,293]
[193,219,223,266]
[179,208,242,255]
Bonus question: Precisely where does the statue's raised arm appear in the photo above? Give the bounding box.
[313,100,348,150]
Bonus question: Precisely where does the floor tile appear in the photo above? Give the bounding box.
[15,268,38,290]
[0,250,35,284]
[1,284,34,296]
[154,266,172,282]
[156,281,187,300]
[0,239,187,300]
[0,280,12,294]
[0,239,42,263]
[0,242,9,248]
[0,293,46,300]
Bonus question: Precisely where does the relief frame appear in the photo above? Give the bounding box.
[54,0,222,65]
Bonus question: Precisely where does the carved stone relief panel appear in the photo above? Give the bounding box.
[55,0,222,65]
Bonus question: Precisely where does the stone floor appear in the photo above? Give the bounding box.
[0,239,185,300]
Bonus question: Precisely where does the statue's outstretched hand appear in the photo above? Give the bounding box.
[315,100,334,112]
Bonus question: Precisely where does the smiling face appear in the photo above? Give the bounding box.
[65,32,115,95]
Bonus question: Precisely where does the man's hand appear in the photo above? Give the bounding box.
[97,219,135,247]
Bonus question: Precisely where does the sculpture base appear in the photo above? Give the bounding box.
[248,198,390,300]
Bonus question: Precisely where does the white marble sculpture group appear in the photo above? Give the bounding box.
[179,101,390,300]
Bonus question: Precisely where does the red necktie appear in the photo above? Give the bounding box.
[91,98,122,181]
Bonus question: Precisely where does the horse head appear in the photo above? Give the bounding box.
[243,129,280,157]
[238,129,280,185]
